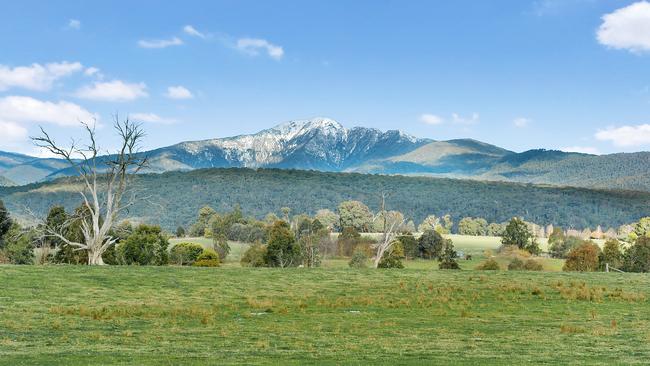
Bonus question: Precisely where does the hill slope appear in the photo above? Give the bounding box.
[1,168,648,231]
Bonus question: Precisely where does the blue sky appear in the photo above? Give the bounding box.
[0,0,649,155]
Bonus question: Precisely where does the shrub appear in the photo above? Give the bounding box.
[378,243,405,269]
[600,238,623,269]
[240,242,267,267]
[418,229,444,259]
[118,224,169,266]
[508,258,525,270]
[438,240,460,270]
[622,236,650,273]
[170,242,204,265]
[523,259,543,271]
[193,248,220,267]
[563,242,600,272]
[398,233,418,259]
[476,258,500,270]
[348,249,368,268]
[264,221,300,267]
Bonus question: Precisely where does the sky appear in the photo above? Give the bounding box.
[0,0,650,155]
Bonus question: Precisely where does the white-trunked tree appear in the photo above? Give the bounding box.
[32,117,147,265]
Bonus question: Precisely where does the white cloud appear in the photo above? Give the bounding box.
[75,80,148,102]
[0,121,28,146]
[561,146,601,155]
[595,124,650,147]
[0,96,96,127]
[452,112,480,125]
[0,61,83,91]
[67,19,81,30]
[138,37,183,49]
[131,113,176,124]
[236,38,284,60]
[597,1,650,53]
[513,117,531,128]
[84,67,101,78]
[165,85,193,100]
[420,114,444,125]
[183,25,206,39]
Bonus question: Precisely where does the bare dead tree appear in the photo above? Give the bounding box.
[31,116,147,265]
[372,191,404,268]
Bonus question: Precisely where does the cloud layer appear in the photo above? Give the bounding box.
[0,96,96,127]
[0,61,82,91]
[597,1,650,53]
[236,38,284,60]
[165,85,193,99]
[138,37,183,49]
[75,80,148,102]
[595,124,650,147]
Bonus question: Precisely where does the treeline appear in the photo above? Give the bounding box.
[1,168,649,232]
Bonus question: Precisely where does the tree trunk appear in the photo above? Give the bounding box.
[88,250,105,265]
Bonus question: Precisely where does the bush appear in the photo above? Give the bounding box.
[622,236,650,273]
[117,224,169,265]
[438,241,460,270]
[240,243,267,267]
[193,248,220,267]
[502,217,540,255]
[418,229,444,259]
[563,242,600,272]
[348,249,368,268]
[523,259,543,271]
[476,258,500,270]
[600,238,623,270]
[264,221,300,267]
[508,258,525,270]
[170,242,204,265]
[398,233,418,259]
[378,243,405,269]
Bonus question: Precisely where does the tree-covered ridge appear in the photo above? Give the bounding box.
[1,168,648,231]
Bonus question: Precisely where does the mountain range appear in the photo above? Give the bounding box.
[1,117,649,191]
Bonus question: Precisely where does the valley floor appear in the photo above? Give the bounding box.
[0,266,648,365]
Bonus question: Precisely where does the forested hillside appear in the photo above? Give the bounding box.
[1,168,648,231]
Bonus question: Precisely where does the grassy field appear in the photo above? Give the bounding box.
[1,266,649,365]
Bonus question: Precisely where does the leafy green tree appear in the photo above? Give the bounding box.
[52,205,92,265]
[438,240,460,269]
[549,235,583,259]
[502,217,540,255]
[264,221,300,267]
[315,209,339,230]
[563,242,600,272]
[241,242,267,267]
[633,217,650,238]
[298,233,322,268]
[418,215,440,233]
[170,242,204,265]
[486,222,506,236]
[44,206,67,249]
[600,238,623,269]
[118,224,169,265]
[212,234,231,262]
[338,200,373,232]
[3,223,34,264]
[0,199,12,249]
[189,206,216,237]
[337,226,361,257]
[418,229,444,259]
[175,226,186,238]
[458,217,488,236]
[398,233,418,259]
[622,236,650,273]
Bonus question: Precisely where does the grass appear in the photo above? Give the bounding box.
[1,266,649,365]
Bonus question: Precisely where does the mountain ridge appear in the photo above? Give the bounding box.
[1,117,648,191]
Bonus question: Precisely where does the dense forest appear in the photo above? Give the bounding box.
[0,168,648,231]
